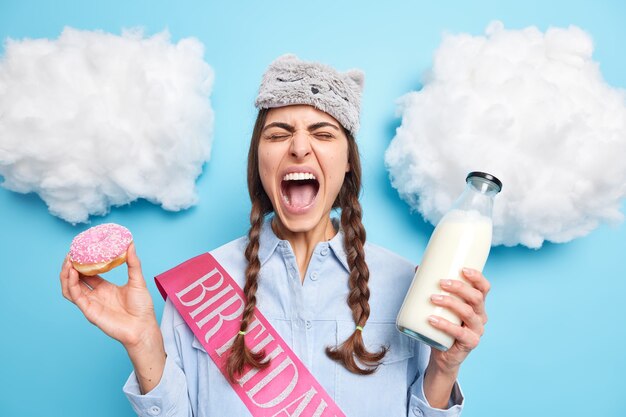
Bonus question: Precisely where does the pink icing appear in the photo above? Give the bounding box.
[69,223,133,264]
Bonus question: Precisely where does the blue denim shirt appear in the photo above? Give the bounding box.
[124,219,464,417]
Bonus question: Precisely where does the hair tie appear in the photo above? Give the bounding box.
[355,325,364,332]
[238,330,246,336]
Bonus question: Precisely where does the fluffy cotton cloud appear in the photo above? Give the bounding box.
[385,21,626,248]
[0,27,214,223]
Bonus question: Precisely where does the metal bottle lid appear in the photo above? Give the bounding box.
[466,171,503,192]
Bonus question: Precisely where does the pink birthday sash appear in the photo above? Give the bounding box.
[155,253,345,417]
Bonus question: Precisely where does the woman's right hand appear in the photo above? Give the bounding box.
[61,242,167,393]
[60,242,160,351]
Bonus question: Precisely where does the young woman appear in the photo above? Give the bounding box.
[60,55,490,417]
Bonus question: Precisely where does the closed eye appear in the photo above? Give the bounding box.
[266,133,291,141]
[313,132,334,140]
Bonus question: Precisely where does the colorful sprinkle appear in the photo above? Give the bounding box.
[69,223,133,264]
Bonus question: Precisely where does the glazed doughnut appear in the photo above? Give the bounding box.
[69,223,133,276]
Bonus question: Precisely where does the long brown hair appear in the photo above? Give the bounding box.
[225,108,387,383]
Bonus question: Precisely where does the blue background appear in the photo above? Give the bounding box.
[1,1,625,416]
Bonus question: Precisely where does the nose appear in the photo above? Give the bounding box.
[290,130,312,159]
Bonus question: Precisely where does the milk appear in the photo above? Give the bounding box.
[396,172,502,351]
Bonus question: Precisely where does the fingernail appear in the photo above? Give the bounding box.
[463,268,475,276]
[428,316,439,324]
[441,279,453,287]
[431,294,444,301]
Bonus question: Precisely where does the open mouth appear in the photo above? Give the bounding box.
[280,172,320,210]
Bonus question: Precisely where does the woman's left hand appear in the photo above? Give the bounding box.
[427,267,490,374]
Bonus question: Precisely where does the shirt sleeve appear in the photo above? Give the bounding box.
[123,298,194,417]
[407,343,465,417]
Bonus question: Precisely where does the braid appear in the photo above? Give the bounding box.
[225,108,272,383]
[225,199,270,383]
[325,168,388,374]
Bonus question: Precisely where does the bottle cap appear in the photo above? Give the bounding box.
[466,171,503,192]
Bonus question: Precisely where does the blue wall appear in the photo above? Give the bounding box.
[1,1,625,416]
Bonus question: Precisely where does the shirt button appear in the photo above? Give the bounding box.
[320,247,329,256]
[412,407,423,416]
[310,272,318,281]
[149,406,161,415]
[305,320,312,329]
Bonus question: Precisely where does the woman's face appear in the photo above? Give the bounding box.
[258,105,350,233]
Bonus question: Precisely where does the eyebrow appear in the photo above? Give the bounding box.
[308,122,340,131]
[262,121,340,133]
[263,122,294,133]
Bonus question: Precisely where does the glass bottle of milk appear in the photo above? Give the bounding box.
[396,171,502,351]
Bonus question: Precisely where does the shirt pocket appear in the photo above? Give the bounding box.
[334,321,415,416]
[190,336,247,417]
[190,319,296,416]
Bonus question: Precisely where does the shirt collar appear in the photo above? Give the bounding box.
[257,216,350,272]
[327,217,350,272]
[258,217,281,266]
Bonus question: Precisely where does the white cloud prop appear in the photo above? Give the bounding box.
[0,27,214,223]
[385,21,626,248]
